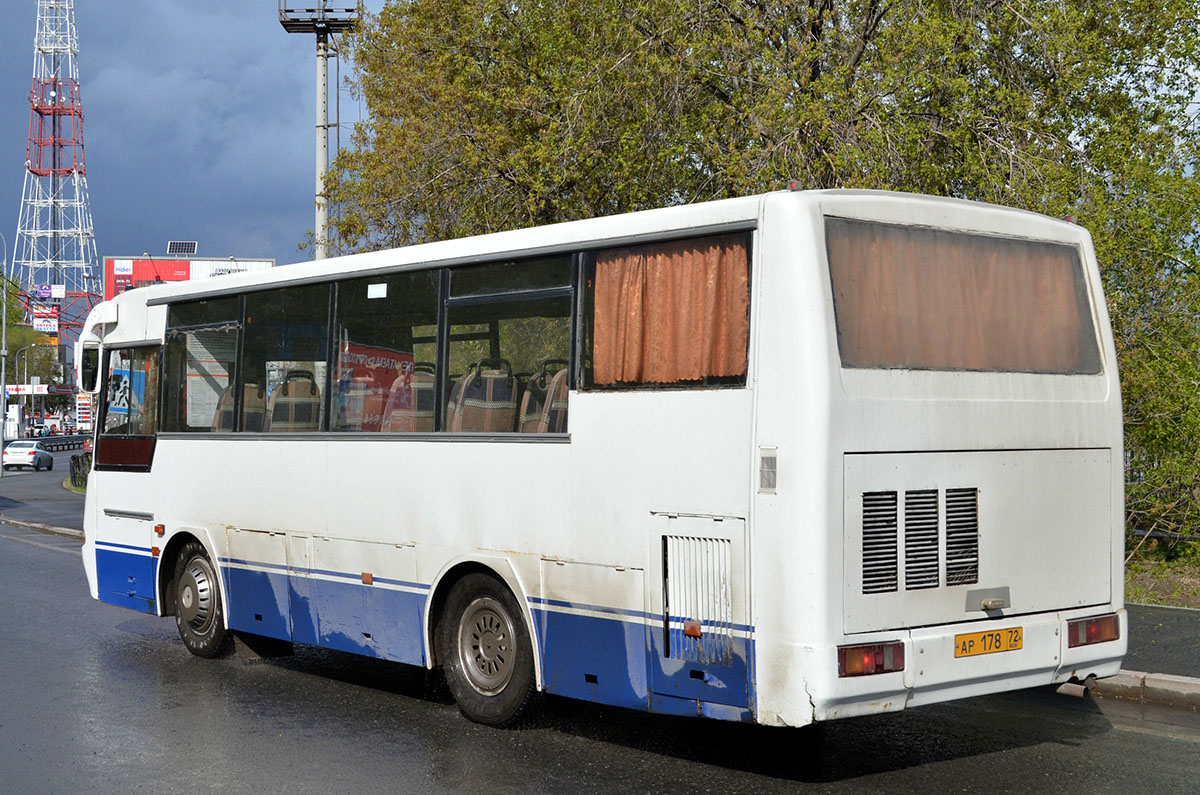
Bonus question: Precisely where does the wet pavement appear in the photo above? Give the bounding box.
[0,448,85,531]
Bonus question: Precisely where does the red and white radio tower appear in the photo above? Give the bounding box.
[9,0,100,346]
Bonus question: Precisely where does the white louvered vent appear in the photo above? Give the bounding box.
[663,535,734,665]
[862,491,899,593]
[904,489,940,589]
[945,488,980,585]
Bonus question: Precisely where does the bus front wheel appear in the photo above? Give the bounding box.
[438,573,536,726]
[173,541,232,658]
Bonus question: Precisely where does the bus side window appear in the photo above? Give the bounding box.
[445,255,572,433]
[163,297,241,433]
[332,270,439,433]
[242,284,330,433]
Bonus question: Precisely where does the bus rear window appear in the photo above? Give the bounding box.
[826,217,1102,374]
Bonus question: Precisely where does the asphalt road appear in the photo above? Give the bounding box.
[1,523,1199,794]
[0,447,85,531]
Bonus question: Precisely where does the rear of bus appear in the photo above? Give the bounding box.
[753,190,1125,726]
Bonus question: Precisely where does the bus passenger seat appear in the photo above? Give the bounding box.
[518,360,568,433]
[211,383,267,432]
[267,371,321,432]
[448,359,518,432]
[243,385,268,432]
[539,367,569,433]
[381,363,435,432]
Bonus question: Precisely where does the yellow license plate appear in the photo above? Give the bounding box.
[954,627,1023,658]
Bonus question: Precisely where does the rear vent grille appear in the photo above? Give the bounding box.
[862,492,899,593]
[904,490,940,590]
[945,488,980,585]
[860,487,979,594]
[663,535,734,665]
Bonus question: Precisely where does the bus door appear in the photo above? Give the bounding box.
[648,513,750,710]
[92,346,160,612]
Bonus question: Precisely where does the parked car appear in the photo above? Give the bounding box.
[3,440,54,471]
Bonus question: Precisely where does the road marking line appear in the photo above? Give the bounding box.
[0,531,80,555]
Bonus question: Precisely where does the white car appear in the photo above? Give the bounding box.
[3,440,54,471]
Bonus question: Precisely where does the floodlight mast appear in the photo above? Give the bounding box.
[279,3,358,261]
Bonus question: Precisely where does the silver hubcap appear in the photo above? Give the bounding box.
[179,556,216,634]
[457,596,515,696]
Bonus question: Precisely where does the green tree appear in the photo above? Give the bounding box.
[329,0,1200,545]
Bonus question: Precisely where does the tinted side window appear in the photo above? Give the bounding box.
[242,284,330,432]
[333,270,439,432]
[444,257,572,434]
[162,327,239,432]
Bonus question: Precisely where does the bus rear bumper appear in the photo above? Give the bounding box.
[784,608,1127,724]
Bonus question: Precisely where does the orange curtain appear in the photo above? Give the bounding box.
[593,234,749,385]
[826,218,1101,373]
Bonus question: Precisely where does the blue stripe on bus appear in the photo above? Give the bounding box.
[223,557,432,592]
[99,548,756,717]
[221,564,428,666]
[96,540,152,554]
[95,546,157,614]
[528,595,755,635]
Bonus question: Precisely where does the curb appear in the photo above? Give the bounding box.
[0,515,83,540]
[1090,670,1200,711]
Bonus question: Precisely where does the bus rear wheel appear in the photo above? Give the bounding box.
[173,541,232,658]
[438,573,536,726]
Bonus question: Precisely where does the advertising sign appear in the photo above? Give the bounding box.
[336,342,414,432]
[76,392,93,430]
[103,257,275,300]
[32,317,59,333]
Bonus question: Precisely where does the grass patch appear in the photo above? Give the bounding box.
[1126,541,1200,608]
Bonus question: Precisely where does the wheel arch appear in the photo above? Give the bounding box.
[424,556,543,689]
[156,527,227,626]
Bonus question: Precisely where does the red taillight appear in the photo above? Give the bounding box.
[837,641,905,677]
[26,451,36,456]
[1067,614,1120,648]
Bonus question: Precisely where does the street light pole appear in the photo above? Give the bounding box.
[15,343,41,437]
[1,230,8,477]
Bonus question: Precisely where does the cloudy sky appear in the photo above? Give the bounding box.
[1,1,383,270]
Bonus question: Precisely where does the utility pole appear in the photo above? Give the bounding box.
[279,2,358,260]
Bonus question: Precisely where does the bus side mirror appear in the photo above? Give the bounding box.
[80,346,100,393]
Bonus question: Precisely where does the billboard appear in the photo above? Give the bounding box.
[103,256,275,300]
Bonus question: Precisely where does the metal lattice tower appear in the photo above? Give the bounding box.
[10,0,100,342]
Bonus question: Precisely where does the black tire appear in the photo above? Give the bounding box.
[32,460,41,472]
[173,541,233,658]
[438,573,537,726]
[47,458,53,471]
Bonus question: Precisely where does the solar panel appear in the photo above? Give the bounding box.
[167,240,198,255]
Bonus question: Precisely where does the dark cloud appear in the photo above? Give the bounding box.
[1,1,374,270]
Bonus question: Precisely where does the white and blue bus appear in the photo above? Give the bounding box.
[77,189,1126,727]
